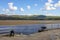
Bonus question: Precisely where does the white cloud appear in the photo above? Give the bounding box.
[2,8,9,12]
[20,8,24,12]
[48,0,53,3]
[45,0,56,10]
[8,2,17,11]
[45,0,60,10]
[54,1,60,7]
[45,6,56,10]
[6,9,10,12]
[18,13,31,16]
[20,13,39,16]
[45,13,56,16]
[34,4,38,6]
[8,3,13,6]
[2,8,10,14]
[51,7,56,9]
[27,5,31,10]
[45,2,53,6]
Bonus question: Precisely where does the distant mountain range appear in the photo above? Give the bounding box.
[0,14,60,20]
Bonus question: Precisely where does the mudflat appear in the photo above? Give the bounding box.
[0,20,60,25]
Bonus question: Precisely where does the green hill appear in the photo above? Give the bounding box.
[0,14,60,20]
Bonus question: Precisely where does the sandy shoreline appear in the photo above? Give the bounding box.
[0,20,60,25]
[0,29,60,40]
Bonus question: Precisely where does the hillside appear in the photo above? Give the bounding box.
[0,14,60,20]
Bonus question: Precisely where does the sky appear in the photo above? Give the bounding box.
[0,0,60,16]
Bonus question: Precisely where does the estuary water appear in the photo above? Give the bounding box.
[0,24,60,35]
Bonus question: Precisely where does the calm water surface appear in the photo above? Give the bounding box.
[0,24,60,35]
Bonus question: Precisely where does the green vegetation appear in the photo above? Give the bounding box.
[46,16,60,20]
[0,14,60,20]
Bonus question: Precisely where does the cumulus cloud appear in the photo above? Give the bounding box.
[22,14,33,16]
[45,5,56,10]
[20,8,24,12]
[2,8,10,14]
[45,0,60,10]
[8,2,17,11]
[54,1,60,7]
[27,5,31,10]
[2,8,9,12]
[20,13,39,16]
[43,0,60,16]
[45,13,56,16]
[45,0,56,10]
[48,0,53,3]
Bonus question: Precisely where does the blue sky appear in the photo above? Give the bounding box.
[0,0,60,16]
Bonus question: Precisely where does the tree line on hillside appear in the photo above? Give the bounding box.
[0,15,60,20]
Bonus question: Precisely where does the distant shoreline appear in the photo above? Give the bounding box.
[0,20,60,25]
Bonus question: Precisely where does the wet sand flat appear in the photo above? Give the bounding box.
[0,20,60,25]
